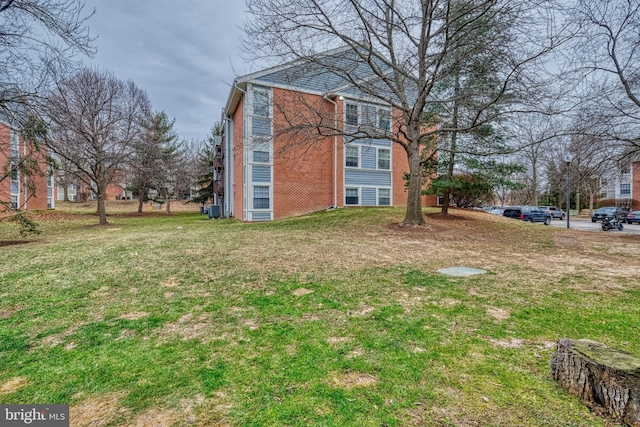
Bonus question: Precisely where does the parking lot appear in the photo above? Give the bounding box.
[548,217,640,234]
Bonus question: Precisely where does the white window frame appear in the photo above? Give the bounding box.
[377,148,391,170]
[252,185,271,210]
[345,187,359,205]
[345,103,358,126]
[620,183,631,196]
[345,145,359,168]
[378,108,391,131]
[378,188,391,206]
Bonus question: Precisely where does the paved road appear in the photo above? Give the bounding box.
[548,217,640,234]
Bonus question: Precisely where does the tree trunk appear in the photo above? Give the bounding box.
[63,184,69,202]
[550,338,640,426]
[97,193,107,225]
[441,71,460,216]
[138,185,145,213]
[165,197,171,215]
[402,143,425,225]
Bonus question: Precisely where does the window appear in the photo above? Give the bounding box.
[600,191,608,198]
[621,166,631,174]
[378,188,391,206]
[253,150,269,163]
[601,178,608,186]
[345,187,359,205]
[253,90,269,117]
[378,109,390,131]
[378,149,390,170]
[10,195,18,210]
[253,186,270,209]
[620,183,631,195]
[10,131,18,158]
[345,145,359,167]
[346,104,358,126]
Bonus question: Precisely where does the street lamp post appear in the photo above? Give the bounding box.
[565,154,572,229]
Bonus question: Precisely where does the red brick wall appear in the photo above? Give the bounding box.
[0,123,50,214]
[232,97,244,220]
[272,89,336,219]
[0,125,10,213]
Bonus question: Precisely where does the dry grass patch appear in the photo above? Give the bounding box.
[0,305,26,320]
[326,336,351,346]
[41,325,78,347]
[330,371,377,389]
[291,287,314,296]
[119,408,184,427]
[160,278,179,288]
[70,392,126,427]
[0,377,27,395]
[486,307,510,322]
[348,304,375,317]
[120,312,149,321]
[489,338,524,349]
[156,313,214,342]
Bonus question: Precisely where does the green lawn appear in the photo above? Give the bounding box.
[1,206,637,426]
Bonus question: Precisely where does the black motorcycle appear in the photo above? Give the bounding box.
[602,217,624,231]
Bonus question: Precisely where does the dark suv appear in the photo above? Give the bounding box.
[503,206,551,225]
[591,207,627,223]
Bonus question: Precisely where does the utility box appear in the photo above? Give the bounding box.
[208,205,221,219]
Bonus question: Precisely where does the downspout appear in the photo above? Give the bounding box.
[225,114,233,218]
[323,94,339,209]
[232,81,248,220]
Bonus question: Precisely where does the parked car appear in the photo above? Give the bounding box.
[591,207,627,223]
[488,207,505,215]
[627,211,640,224]
[539,205,565,219]
[502,206,551,225]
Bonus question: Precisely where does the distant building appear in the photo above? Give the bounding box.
[599,162,640,204]
[220,47,436,221]
[0,120,52,215]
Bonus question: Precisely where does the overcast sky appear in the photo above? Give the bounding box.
[82,0,254,141]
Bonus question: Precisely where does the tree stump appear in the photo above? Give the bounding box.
[550,338,640,426]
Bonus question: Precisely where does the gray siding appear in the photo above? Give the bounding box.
[344,137,391,150]
[345,169,391,186]
[252,117,271,135]
[252,212,272,221]
[361,146,377,169]
[252,165,271,182]
[362,187,377,206]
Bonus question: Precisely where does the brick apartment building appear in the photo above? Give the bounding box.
[598,161,640,205]
[0,119,53,215]
[219,47,436,221]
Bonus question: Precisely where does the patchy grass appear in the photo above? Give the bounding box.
[1,205,638,426]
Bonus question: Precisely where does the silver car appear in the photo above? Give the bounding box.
[539,206,565,219]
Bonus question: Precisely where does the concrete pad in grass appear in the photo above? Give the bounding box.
[437,267,487,277]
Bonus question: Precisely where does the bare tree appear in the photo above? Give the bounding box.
[572,0,640,154]
[44,68,150,225]
[243,0,571,224]
[0,0,94,117]
[0,0,93,221]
